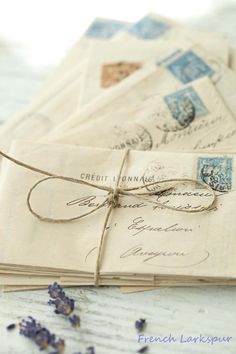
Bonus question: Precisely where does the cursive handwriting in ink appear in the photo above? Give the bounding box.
[193,129,236,150]
[120,244,188,262]
[155,115,223,148]
[120,244,210,267]
[127,217,192,236]
[67,196,146,209]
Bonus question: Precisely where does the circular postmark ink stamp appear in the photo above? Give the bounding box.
[166,96,195,129]
[161,93,196,131]
[111,123,153,151]
[196,156,233,192]
[142,160,178,192]
[145,93,195,134]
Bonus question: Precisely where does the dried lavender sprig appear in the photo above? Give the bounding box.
[135,318,146,331]
[48,282,80,327]
[48,282,65,299]
[74,346,95,354]
[50,338,65,353]
[54,297,75,316]
[69,314,81,328]
[137,345,149,353]
[12,316,66,353]
[6,323,16,331]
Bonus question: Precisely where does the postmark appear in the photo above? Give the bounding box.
[127,16,170,39]
[111,123,152,150]
[196,156,233,192]
[142,160,178,192]
[144,94,194,133]
[164,86,208,126]
[101,62,143,88]
[85,19,126,39]
[166,50,215,84]
[142,160,215,211]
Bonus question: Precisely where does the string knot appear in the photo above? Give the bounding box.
[108,187,120,208]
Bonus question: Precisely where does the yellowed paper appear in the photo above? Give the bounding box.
[79,39,182,105]
[113,12,229,64]
[44,44,236,140]
[51,78,236,152]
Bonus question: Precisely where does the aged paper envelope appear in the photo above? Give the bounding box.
[78,12,229,106]
[79,39,182,105]
[42,64,159,138]
[113,12,229,64]
[45,44,236,140]
[51,78,236,152]
[0,141,236,285]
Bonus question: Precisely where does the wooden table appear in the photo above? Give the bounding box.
[0,4,236,354]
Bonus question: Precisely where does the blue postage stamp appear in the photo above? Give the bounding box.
[85,19,127,39]
[166,50,215,84]
[164,86,208,123]
[127,16,170,39]
[197,156,233,192]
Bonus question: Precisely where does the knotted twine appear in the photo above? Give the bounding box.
[0,149,216,286]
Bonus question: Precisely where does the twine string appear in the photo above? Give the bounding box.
[94,149,129,286]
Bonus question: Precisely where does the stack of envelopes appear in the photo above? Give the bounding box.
[1,13,236,293]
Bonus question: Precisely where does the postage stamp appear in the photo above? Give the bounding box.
[167,50,215,84]
[128,16,170,39]
[196,156,233,192]
[111,124,153,150]
[101,62,143,88]
[164,86,208,125]
[85,19,126,39]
